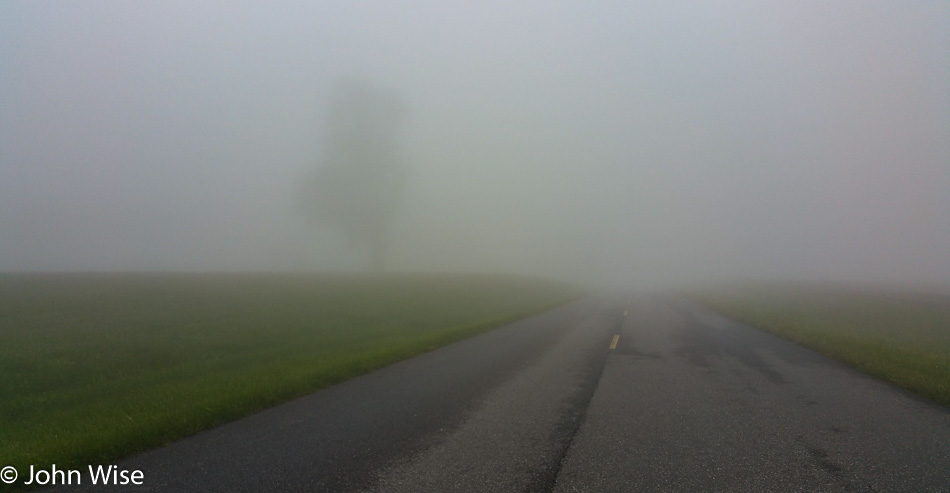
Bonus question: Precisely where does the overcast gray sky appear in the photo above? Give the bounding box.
[1,1,948,286]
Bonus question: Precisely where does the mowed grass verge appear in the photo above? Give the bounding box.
[0,272,578,483]
[689,283,950,407]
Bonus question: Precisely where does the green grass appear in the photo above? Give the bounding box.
[0,272,578,487]
[689,282,950,407]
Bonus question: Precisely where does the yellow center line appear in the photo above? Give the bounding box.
[609,334,620,350]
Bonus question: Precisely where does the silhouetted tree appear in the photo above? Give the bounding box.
[299,78,407,271]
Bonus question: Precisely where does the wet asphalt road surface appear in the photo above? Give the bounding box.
[47,295,950,492]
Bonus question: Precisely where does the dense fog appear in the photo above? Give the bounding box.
[2,1,948,288]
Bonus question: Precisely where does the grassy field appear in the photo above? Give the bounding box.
[690,283,950,407]
[0,272,578,485]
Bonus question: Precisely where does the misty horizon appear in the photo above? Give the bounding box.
[2,1,948,288]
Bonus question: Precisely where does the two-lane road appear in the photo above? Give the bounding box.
[52,295,950,492]
[555,297,950,492]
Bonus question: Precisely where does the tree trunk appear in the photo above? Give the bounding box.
[369,236,386,272]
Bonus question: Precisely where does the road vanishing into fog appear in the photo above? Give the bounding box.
[50,295,950,492]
